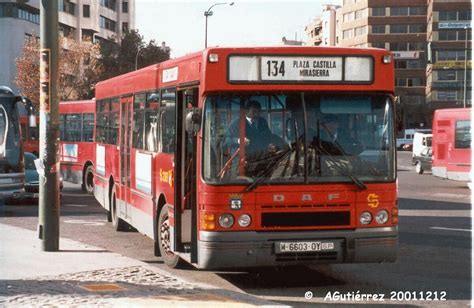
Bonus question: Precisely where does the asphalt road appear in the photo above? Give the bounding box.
[0,151,471,306]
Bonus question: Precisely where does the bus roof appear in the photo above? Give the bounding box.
[96,46,394,99]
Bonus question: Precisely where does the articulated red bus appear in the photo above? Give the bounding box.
[59,100,95,193]
[94,47,398,269]
[432,108,471,182]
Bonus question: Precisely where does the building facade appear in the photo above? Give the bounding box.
[337,0,429,129]
[425,0,472,123]
[0,0,135,94]
[305,5,340,46]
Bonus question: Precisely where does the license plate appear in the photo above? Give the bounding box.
[277,241,335,253]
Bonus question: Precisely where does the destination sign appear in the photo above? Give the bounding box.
[228,55,373,83]
[261,56,343,81]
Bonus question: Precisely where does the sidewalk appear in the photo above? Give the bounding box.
[0,223,283,307]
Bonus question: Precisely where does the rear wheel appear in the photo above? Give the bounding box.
[111,186,127,231]
[415,162,424,174]
[158,205,183,268]
[82,165,94,194]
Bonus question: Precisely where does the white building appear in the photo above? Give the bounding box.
[0,0,135,94]
[305,5,341,46]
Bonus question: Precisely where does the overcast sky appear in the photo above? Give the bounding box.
[136,0,342,57]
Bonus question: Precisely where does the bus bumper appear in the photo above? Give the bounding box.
[197,227,397,269]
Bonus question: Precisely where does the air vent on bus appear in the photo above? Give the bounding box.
[260,203,350,209]
[261,211,350,228]
[275,251,339,262]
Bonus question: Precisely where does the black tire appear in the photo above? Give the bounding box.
[110,186,127,231]
[82,165,94,194]
[158,205,183,268]
[415,161,424,174]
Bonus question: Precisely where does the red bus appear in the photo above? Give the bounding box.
[59,100,95,193]
[432,108,471,182]
[20,115,39,157]
[94,47,398,269]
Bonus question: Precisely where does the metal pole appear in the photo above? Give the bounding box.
[39,0,60,251]
[463,27,468,108]
[135,47,141,70]
[205,14,208,48]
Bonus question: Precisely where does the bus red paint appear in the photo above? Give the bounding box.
[59,100,95,193]
[93,47,398,269]
[432,108,471,182]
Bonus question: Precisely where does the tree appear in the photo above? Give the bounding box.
[15,36,102,108]
[97,30,170,81]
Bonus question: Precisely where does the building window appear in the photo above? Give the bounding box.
[409,24,426,33]
[371,42,385,48]
[439,30,458,41]
[122,22,128,32]
[372,7,385,16]
[100,15,117,32]
[458,11,472,21]
[59,23,75,37]
[100,0,116,11]
[60,0,75,16]
[122,1,128,13]
[439,11,458,21]
[343,12,353,22]
[83,5,90,18]
[355,26,367,36]
[390,7,409,16]
[390,24,408,33]
[343,29,353,39]
[394,60,407,69]
[396,78,407,86]
[407,60,424,69]
[407,78,425,87]
[409,7,426,16]
[355,8,367,19]
[372,25,385,34]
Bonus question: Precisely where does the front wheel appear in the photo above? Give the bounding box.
[111,186,128,231]
[415,162,424,174]
[82,165,94,194]
[158,205,183,268]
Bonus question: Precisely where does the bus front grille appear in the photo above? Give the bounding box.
[261,211,350,228]
[275,251,339,262]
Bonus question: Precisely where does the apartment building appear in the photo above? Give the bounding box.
[337,0,428,129]
[425,0,471,119]
[0,0,135,94]
[305,5,341,46]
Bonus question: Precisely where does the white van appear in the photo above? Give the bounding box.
[412,132,432,162]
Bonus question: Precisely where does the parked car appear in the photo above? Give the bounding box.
[413,147,432,174]
[402,143,413,151]
[24,152,63,200]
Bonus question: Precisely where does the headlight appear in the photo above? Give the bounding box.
[359,211,372,225]
[237,214,251,227]
[218,213,234,228]
[375,210,389,224]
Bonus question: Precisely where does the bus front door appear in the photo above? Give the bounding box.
[174,87,198,263]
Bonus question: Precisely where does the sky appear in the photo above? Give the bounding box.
[136,0,342,58]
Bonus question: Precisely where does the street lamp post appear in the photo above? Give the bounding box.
[135,46,142,70]
[204,2,234,48]
[463,26,469,108]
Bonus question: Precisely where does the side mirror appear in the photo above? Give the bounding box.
[185,108,202,134]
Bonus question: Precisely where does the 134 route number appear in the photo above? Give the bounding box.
[266,60,285,77]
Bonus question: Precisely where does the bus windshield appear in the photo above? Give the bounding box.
[0,98,21,172]
[203,93,395,186]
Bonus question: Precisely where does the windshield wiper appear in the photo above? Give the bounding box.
[315,145,367,190]
[244,146,294,192]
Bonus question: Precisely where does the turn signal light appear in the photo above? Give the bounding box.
[200,212,216,230]
[391,207,399,225]
[382,54,392,64]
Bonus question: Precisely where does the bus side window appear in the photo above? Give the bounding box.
[145,91,160,152]
[82,113,94,142]
[133,93,146,149]
[161,110,175,153]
